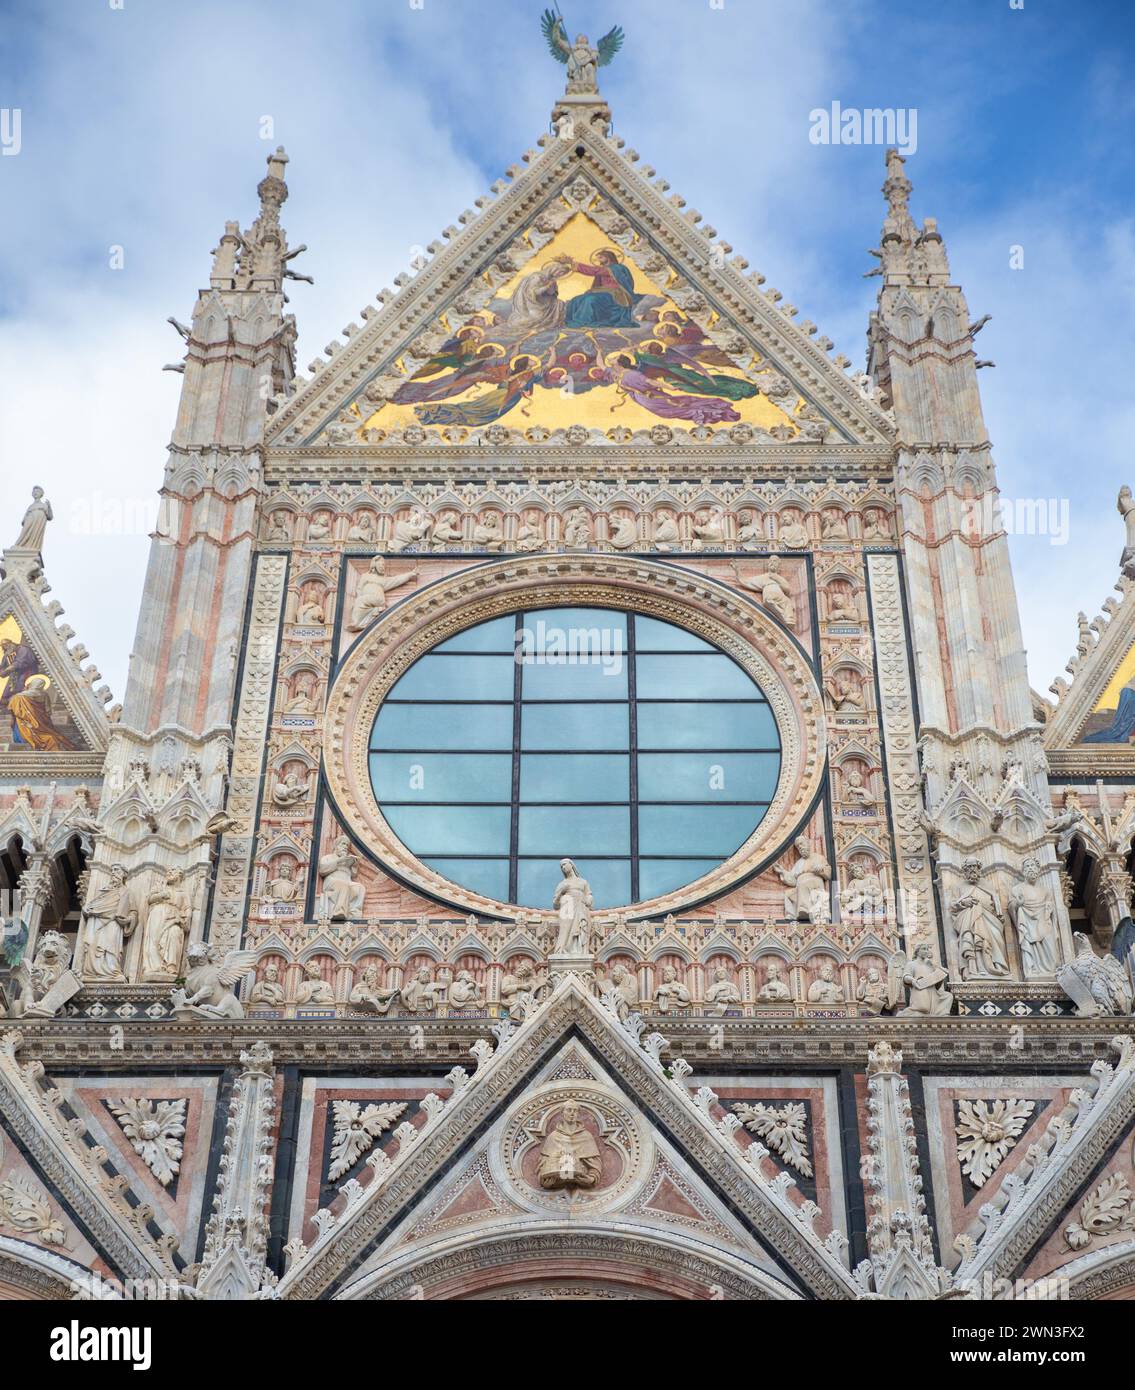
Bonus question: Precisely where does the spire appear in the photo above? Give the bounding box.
[207,146,310,295]
[867,148,951,289]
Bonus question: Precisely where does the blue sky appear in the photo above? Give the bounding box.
[0,0,1133,701]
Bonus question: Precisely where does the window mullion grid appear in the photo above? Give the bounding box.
[509,610,522,904]
[627,612,639,903]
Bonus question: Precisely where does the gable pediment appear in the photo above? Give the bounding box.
[265,124,894,454]
[276,978,858,1301]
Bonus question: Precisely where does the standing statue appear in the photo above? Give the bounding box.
[1007,857,1059,976]
[10,487,52,553]
[777,836,831,923]
[552,858,593,955]
[170,944,256,1019]
[81,865,137,980]
[316,836,366,920]
[951,859,1010,979]
[537,1100,602,1190]
[1119,485,1135,579]
[141,867,191,981]
[541,11,624,96]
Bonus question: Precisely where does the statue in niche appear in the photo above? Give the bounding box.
[863,508,890,540]
[296,592,326,625]
[401,966,441,1013]
[807,961,845,1004]
[652,510,680,550]
[856,966,887,1013]
[249,962,285,1007]
[842,862,887,920]
[736,510,764,549]
[429,511,463,547]
[448,969,483,1009]
[757,960,792,1003]
[294,961,334,1005]
[821,509,849,540]
[825,669,865,713]
[1007,857,1059,976]
[317,837,366,920]
[778,513,809,549]
[387,509,431,553]
[271,771,309,807]
[516,511,546,552]
[81,865,137,980]
[307,512,333,542]
[705,964,741,1016]
[171,943,255,1020]
[501,958,548,1018]
[692,509,725,547]
[349,963,400,1014]
[140,867,191,981]
[347,511,377,543]
[262,860,300,908]
[607,514,636,550]
[348,556,417,631]
[654,964,690,1013]
[827,582,860,623]
[266,512,292,543]
[731,556,795,628]
[603,962,638,1019]
[285,676,318,715]
[11,486,52,553]
[951,859,1010,979]
[890,941,954,1017]
[473,514,505,551]
[842,767,874,805]
[552,858,593,956]
[537,1100,602,1191]
[777,835,831,923]
[562,508,592,548]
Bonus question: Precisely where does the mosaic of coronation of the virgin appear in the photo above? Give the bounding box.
[0,17,1134,1306]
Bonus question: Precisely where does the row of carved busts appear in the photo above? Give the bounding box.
[253,843,895,929]
[241,951,896,1016]
[263,503,895,552]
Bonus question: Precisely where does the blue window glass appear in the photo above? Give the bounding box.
[369,607,781,907]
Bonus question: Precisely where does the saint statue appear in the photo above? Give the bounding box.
[141,867,191,981]
[537,1100,602,1191]
[705,965,741,1016]
[951,859,1010,979]
[541,11,624,96]
[1007,857,1059,976]
[757,960,792,1003]
[81,865,137,980]
[316,836,366,920]
[552,858,593,955]
[777,836,831,923]
[892,941,954,1017]
[11,487,52,553]
[732,556,795,627]
[347,557,416,631]
[249,963,285,1007]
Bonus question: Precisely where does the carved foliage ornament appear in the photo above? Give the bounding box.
[732,1100,813,1177]
[954,1098,1035,1188]
[328,1100,409,1182]
[0,1173,67,1245]
[107,1097,187,1187]
[1065,1172,1135,1251]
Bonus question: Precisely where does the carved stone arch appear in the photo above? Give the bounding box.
[347,941,394,966]
[1055,1238,1135,1300]
[890,291,924,344]
[926,291,962,343]
[647,940,694,965]
[951,452,989,497]
[0,1236,95,1300]
[334,1225,803,1301]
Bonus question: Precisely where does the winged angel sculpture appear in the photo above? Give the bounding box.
[541,9,624,94]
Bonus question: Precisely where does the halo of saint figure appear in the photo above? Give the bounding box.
[0,623,80,751]
[388,243,765,430]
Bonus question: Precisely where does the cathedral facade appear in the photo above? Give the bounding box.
[1,56,1134,1303]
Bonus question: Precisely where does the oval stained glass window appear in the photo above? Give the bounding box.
[369,607,781,908]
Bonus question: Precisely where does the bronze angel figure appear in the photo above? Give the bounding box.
[541,10,624,94]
